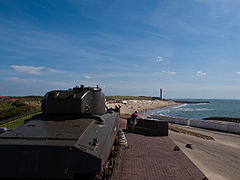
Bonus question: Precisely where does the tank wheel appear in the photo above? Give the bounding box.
[102,157,115,180]
[114,136,119,152]
[107,169,113,180]
[110,156,115,167]
[102,169,110,180]
[101,137,120,180]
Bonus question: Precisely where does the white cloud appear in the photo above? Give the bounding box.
[47,68,63,73]
[168,71,176,75]
[196,71,207,76]
[10,65,63,75]
[236,72,240,75]
[155,56,163,62]
[160,70,176,75]
[11,65,44,75]
[84,75,91,79]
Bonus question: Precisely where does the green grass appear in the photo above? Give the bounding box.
[106,96,152,101]
[0,112,42,130]
[0,108,41,125]
[0,101,41,121]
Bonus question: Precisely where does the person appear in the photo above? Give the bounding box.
[130,111,140,131]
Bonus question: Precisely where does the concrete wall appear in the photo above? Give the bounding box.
[164,117,189,125]
[152,115,240,134]
[188,119,240,134]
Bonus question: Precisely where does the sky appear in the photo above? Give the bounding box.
[1,0,240,99]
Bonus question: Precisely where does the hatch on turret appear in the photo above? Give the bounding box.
[41,85,106,115]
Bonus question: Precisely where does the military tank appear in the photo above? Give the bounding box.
[0,85,120,180]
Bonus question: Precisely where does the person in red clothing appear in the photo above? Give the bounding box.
[130,111,140,131]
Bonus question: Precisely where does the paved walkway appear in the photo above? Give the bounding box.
[113,120,206,180]
[170,124,240,180]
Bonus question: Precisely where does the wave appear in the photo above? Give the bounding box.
[172,103,188,109]
[151,104,214,117]
[150,112,166,116]
[190,103,208,106]
[147,99,240,119]
[175,108,213,112]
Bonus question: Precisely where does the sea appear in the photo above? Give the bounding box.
[144,99,240,119]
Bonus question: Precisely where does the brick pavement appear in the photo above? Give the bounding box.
[113,119,207,180]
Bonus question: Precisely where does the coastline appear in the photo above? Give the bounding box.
[106,99,179,118]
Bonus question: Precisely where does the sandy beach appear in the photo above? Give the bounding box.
[106,99,179,116]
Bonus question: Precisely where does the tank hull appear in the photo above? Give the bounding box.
[0,113,119,179]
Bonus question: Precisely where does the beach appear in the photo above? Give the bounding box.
[106,99,179,116]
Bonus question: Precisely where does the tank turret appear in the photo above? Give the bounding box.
[41,85,106,115]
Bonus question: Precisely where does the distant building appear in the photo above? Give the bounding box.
[0,96,9,101]
[7,99,17,101]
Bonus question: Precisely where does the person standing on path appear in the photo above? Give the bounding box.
[130,111,141,132]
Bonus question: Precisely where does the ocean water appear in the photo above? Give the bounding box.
[144,99,240,119]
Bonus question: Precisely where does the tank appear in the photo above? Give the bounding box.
[0,85,120,180]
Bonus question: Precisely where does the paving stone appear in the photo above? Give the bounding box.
[113,119,206,180]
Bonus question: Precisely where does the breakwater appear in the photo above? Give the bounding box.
[152,115,240,135]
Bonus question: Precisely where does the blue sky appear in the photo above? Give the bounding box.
[1,0,240,98]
